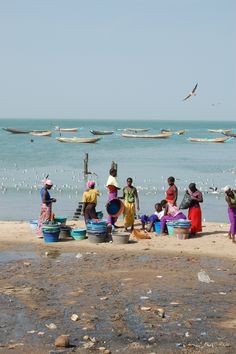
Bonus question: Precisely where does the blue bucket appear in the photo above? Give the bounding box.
[43,230,60,243]
[71,228,86,240]
[96,210,103,219]
[154,221,161,235]
[167,222,176,236]
[29,219,38,231]
[54,216,67,224]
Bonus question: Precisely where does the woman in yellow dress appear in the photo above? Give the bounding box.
[122,177,139,232]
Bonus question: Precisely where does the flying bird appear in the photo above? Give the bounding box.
[182,83,198,101]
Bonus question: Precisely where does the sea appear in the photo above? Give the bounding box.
[0,119,235,223]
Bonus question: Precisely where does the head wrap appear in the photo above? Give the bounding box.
[45,179,53,186]
[223,185,231,193]
[87,180,95,188]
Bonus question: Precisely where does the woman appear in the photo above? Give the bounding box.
[122,177,139,232]
[82,181,100,223]
[106,168,120,226]
[188,183,203,235]
[160,199,186,235]
[37,179,56,237]
[223,186,236,243]
[166,176,178,205]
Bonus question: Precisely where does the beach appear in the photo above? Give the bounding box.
[1,220,236,353]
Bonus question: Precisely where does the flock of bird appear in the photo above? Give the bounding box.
[0,164,235,200]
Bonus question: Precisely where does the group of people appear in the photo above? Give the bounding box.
[36,171,236,244]
[82,172,203,237]
[141,177,203,236]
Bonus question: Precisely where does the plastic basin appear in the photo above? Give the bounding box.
[154,221,161,235]
[112,232,130,244]
[166,222,176,236]
[43,231,60,243]
[71,228,86,240]
[174,226,190,240]
[106,199,124,217]
[87,232,107,244]
[96,211,103,219]
[29,219,38,231]
[54,217,67,224]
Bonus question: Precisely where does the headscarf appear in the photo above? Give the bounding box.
[223,185,231,193]
[87,180,95,188]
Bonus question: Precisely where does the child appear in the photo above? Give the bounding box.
[141,203,164,232]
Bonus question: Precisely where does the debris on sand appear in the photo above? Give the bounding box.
[54,335,70,348]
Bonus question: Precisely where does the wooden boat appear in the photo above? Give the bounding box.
[30,130,52,137]
[56,137,101,143]
[90,130,114,135]
[2,127,31,134]
[121,132,172,139]
[208,129,231,133]
[222,131,236,138]
[125,128,150,132]
[55,127,78,132]
[161,129,185,135]
[188,137,229,143]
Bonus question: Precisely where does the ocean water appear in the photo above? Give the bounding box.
[0,118,236,223]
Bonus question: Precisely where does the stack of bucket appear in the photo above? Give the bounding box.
[86,220,107,243]
[42,223,60,243]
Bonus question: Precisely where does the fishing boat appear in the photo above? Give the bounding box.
[121,132,172,139]
[188,137,229,143]
[125,128,150,132]
[55,127,78,132]
[208,129,231,133]
[56,137,101,143]
[90,130,114,135]
[161,129,185,135]
[222,131,236,138]
[2,127,31,134]
[30,130,52,137]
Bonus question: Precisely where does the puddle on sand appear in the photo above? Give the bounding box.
[0,251,38,263]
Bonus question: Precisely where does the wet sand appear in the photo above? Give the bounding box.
[0,220,236,353]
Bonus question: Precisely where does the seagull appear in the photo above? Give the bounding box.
[182,83,198,101]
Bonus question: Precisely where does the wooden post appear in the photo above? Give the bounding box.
[111,161,117,173]
[84,153,89,177]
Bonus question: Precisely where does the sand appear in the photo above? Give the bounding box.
[1,220,236,354]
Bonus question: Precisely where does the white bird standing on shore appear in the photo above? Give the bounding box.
[182,83,198,101]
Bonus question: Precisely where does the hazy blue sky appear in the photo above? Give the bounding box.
[0,0,235,120]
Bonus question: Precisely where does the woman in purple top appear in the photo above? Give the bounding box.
[224,185,236,243]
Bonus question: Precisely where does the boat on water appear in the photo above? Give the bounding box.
[2,127,31,134]
[208,129,231,133]
[125,128,150,132]
[30,130,52,137]
[160,129,185,135]
[222,131,236,138]
[121,132,172,139]
[55,127,78,132]
[188,137,229,143]
[56,137,101,143]
[90,130,114,135]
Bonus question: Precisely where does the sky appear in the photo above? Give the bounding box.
[0,0,235,120]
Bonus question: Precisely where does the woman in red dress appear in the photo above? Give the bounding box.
[188,183,203,235]
[166,176,178,206]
